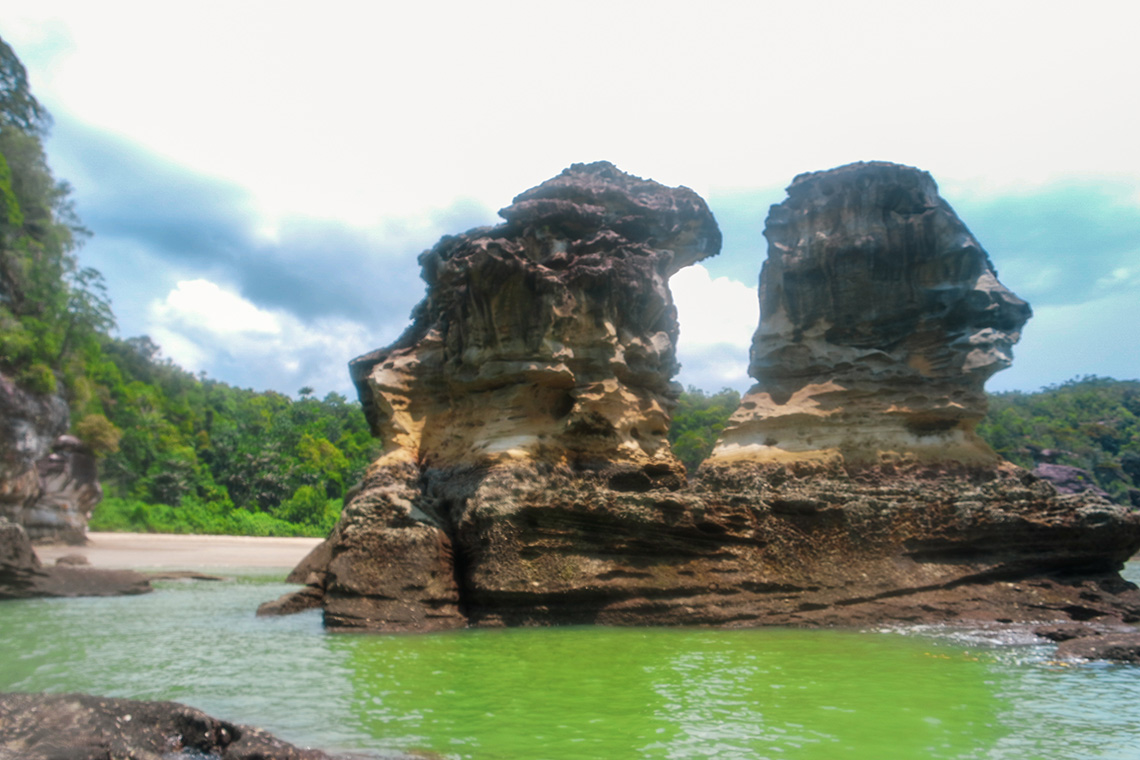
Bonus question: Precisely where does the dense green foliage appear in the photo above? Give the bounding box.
[1,36,380,537]
[978,376,1140,504]
[81,336,382,536]
[668,387,741,473]
[0,118,109,396]
[0,36,51,136]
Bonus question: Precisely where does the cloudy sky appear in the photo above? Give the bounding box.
[4,2,1138,399]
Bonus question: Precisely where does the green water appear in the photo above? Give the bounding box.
[2,571,1140,760]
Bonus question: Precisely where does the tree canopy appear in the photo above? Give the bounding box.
[0,36,51,137]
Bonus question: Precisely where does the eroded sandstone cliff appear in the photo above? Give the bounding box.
[267,162,721,629]
[0,371,68,525]
[268,161,1140,631]
[0,373,102,543]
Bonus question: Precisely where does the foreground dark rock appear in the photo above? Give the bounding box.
[267,161,1140,632]
[0,692,385,760]
[0,517,150,599]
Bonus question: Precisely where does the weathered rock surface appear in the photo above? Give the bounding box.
[268,162,720,629]
[269,161,1140,632]
[27,435,102,543]
[0,517,150,599]
[0,373,102,542]
[0,371,68,525]
[710,162,1031,468]
[0,692,397,760]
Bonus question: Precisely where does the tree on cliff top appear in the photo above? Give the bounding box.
[0,36,51,137]
[0,35,111,397]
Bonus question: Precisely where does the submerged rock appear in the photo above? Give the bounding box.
[269,161,1140,632]
[0,692,390,760]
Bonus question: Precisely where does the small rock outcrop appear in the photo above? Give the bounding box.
[1032,462,1112,500]
[1053,631,1140,662]
[270,161,1140,632]
[0,692,367,760]
[0,517,150,599]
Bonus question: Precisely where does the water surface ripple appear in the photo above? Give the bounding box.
[2,567,1139,759]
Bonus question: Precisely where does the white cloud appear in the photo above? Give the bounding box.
[670,265,758,392]
[152,279,280,337]
[7,3,1140,397]
[147,279,386,396]
[1096,265,1140,291]
[8,1,1140,229]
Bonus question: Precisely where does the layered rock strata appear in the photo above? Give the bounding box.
[270,161,721,628]
[691,162,1140,626]
[709,161,1032,467]
[0,371,68,525]
[26,435,102,543]
[1,373,102,542]
[271,161,1140,632]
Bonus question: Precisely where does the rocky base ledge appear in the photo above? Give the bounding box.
[264,461,1140,631]
[0,518,151,599]
[0,692,399,760]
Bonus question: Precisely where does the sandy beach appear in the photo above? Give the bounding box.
[35,532,322,571]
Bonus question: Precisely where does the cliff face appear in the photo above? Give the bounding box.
[710,162,1031,467]
[0,372,68,517]
[0,373,101,543]
[269,161,1140,632]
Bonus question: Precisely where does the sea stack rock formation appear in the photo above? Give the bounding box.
[272,161,1140,631]
[709,161,1031,466]
[694,162,1140,625]
[267,162,721,629]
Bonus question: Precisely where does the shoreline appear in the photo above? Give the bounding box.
[35,532,322,571]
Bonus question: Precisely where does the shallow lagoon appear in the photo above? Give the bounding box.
[2,566,1139,759]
